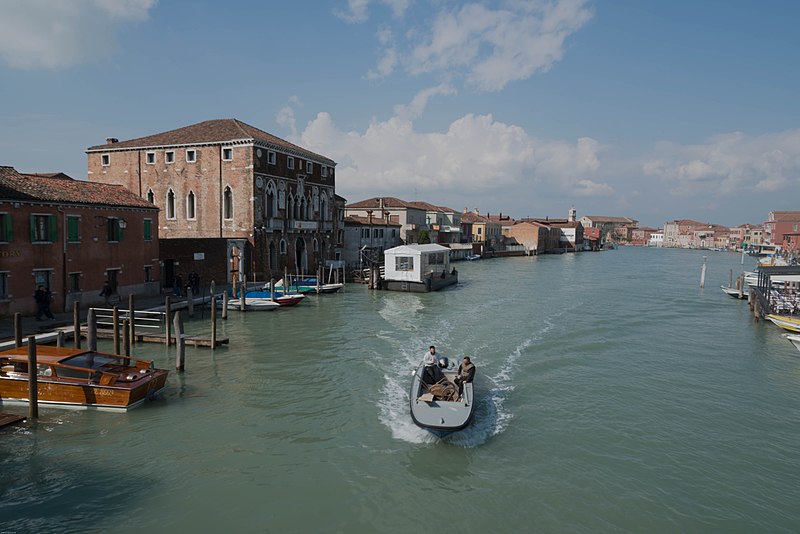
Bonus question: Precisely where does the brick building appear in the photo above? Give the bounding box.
[86,119,339,288]
[0,166,159,317]
[764,211,800,252]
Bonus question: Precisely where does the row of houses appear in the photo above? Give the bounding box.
[1,116,641,318]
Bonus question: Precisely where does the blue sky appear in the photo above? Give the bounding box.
[1,0,799,228]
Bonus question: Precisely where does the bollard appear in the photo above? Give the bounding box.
[112,306,120,355]
[87,308,97,351]
[700,256,707,289]
[73,301,81,348]
[187,286,194,318]
[222,290,228,320]
[14,313,22,348]
[128,294,136,346]
[165,296,172,346]
[211,296,217,350]
[123,318,130,358]
[173,311,185,371]
[57,330,64,347]
[27,337,39,419]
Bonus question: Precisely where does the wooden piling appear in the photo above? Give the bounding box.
[123,318,130,357]
[174,311,185,371]
[700,256,707,288]
[222,290,228,320]
[128,294,135,345]
[729,269,733,289]
[270,279,276,302]
[240,282,246,312]
[56,330,64,347]
[73,301,81,348]
[165,296,172,346]
[211,296,217,351]
[87,308,97,351]
[27,336,38,419]
[187,286,194,318]
[14,313,22,348]
[112,306,120,355]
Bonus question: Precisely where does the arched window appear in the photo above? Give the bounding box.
[287,194,294,220]
[319,196,327,221]
[166,188,176,219]
[306,197,313,220]
[187,190,196,220]
[223,186,233,220]
[312,238,319,252]
[265,181,276,218]
[295,196,302,220]
[146,188,155,204]
[279,239,287,254]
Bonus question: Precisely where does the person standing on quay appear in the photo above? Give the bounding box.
[34,285,54,321]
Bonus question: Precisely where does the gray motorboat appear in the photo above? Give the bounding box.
[409,359,474,436]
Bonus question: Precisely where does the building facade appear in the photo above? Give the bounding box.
[86,119,338,287]
[342,215,402,269]
[764,211,800,251]
[345,197,427,244]
[0,166,159,317]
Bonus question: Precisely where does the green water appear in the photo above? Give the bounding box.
[2,248,799,533]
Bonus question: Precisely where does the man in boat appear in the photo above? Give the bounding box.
[420,346,445,386]
[454,356,476,396]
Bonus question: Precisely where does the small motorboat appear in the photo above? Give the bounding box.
[0,346,168,411]
[409,357,474,436]
[225,298,280,311]
[783,333,800,354]
[766,314,800,333]
[465,254,481,261]
[246,290,305,307]
[275,278,344,294]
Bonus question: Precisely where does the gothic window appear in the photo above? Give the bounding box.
[187,190,196,220]
[146,188,155,204]
[223,186,233,220]
[166,188,176,219]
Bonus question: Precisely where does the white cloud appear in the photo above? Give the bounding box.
[643,130,800,196]
[335,0,411,24]
[294,89,608,207]
[0,0,156,70]
[366,0,592,91]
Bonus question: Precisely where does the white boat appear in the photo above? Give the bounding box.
[783,333,800,354]
[225,298,280,311]
[409,358,474,436]
[721,285,746,299]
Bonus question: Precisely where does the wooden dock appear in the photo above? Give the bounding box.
[89,330,228,347]
[0,413,26,429]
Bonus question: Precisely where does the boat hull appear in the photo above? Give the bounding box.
[767,315,800,333]
[409,364,474,435]
[784,334,800,353]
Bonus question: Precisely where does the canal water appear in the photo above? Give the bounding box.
[2,247,799,533]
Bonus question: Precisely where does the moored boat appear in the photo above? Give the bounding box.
[0,346,168,411]
[246,290,305,307]
[721,285,746,299]
[409,357,474,436]
[275,278,344,294]
[225,298,280,311]
[766,314,800,333]
[783,333,800,354]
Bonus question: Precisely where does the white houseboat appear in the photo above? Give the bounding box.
[381,244,458,292]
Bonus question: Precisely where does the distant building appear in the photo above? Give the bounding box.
[407,201,463,244]
[579,215,638,243]
[345,197,426,244]
[86,118,338,287]
[0,166,159,317]
[764,211,800,252]
[342,215,401,269]
[648,230,664,247]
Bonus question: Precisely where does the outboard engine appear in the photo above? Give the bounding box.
[438,357,449,369]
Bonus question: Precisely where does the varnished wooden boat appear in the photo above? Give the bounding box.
[0,346,169,411]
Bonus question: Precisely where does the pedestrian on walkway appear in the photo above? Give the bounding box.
[34,285,54,320]
[173,273,183,297]
[99,281,113,306]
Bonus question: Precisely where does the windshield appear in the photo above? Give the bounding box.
[61,353,119,370]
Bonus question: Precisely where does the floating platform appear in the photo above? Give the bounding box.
[0,413,26,429]
[89,330,228,347]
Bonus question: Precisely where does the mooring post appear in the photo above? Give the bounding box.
[27,336,39,420]
[187,286,194,318]
[128,294,136,345]
[211,296,217,350]
[240,282,246,312]
[165,296,172,346]
[87,308,97,351]
[112,306,120,355]
[222,290,228,320]
[729,269,733,289]
[284,268,289,292]
[317,265,322,292]
[123,318,131,357]
[270,278,276,302]
[700,256,707,289]
[14,313,22,348]
[73,301,81,348]
[56,330,64,347]
[174,311,185,371]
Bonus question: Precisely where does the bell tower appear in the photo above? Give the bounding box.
[568,206,577,222]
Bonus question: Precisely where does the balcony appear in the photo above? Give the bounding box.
[292,220,318,231]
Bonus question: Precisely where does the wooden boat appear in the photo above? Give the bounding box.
[783,333,800,354]
[0,346,168,411]
[246,290,305,307]
[766,314,800,333]
[720,285,746,299]
[409,359,474,436]
[225,298,280,311]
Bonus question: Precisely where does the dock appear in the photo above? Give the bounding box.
[89,330,228,347]
[0,413,26,429]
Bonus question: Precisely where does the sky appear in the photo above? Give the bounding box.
[1,0,799,228]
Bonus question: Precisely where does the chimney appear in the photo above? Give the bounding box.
[106,138,119,144]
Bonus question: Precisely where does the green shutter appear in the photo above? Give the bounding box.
[3,214,11,242]
[48,215,57,242]
[30,215,36,242]
[107,219,114,241]
[144,219,152,241]
[67,216,80,242]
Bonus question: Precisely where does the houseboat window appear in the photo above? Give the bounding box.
[395,256,414,271]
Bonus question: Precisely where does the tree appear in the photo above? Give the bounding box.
[417,230,431,244]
